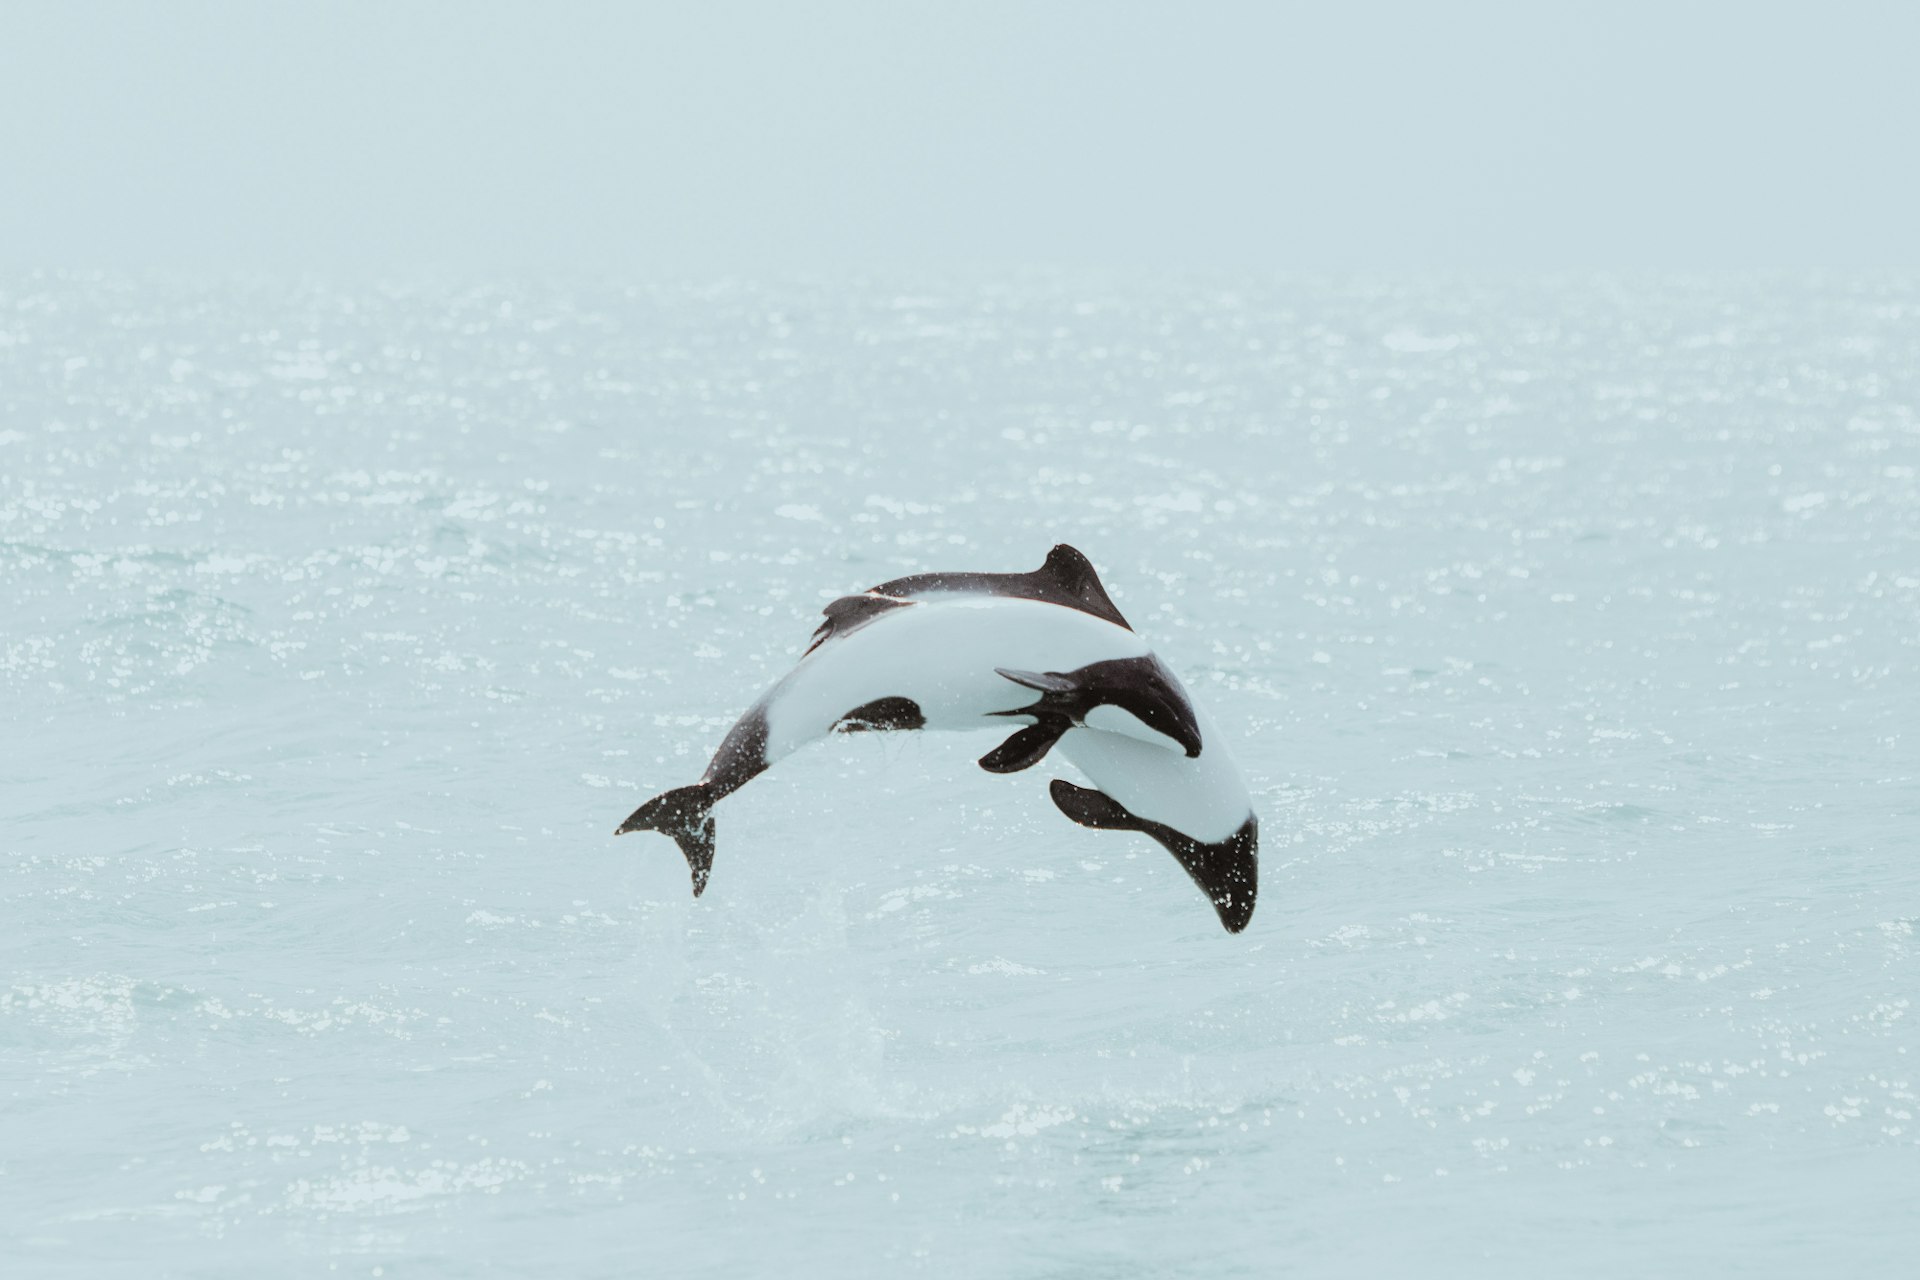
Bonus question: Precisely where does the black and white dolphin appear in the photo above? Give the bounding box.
[615,545,1258,931]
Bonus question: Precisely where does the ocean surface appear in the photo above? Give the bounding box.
[3,273,1915,1277]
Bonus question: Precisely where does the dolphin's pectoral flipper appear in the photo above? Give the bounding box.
[978,719,1070,773]
[1045,778,1135,829]
[1048,779,1258,933]
[982,668,1079,772]
[616,783,718,897]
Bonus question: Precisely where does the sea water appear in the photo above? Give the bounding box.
[3,274,1915,1276]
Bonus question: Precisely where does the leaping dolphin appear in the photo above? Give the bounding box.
[615,545,1258,931]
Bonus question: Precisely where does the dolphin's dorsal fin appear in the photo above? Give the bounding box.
[859,544,1130,630]
[1034,545,1128,630]
[994,666,1077,694]
[805,593,913,655]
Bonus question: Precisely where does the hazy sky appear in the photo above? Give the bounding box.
[3,1,1915,274]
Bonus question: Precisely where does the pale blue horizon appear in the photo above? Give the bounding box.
[4,0,1917,276]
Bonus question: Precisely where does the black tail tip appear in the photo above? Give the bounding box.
[1203,818,1259,934]
[1048,780,1257,933]
[616,784,717,898]
[1214,882,1255,934]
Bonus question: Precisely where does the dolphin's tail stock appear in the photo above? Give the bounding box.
[616,784,718,896]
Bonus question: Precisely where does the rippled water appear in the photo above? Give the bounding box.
[4,274,1916,1276]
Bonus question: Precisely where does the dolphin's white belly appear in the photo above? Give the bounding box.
[1057,704,1251,844]
[759,596,1147,761]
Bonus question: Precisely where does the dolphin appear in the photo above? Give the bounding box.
[616,544,1258,931]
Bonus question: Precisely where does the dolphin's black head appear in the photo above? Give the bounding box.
[1109,657,1204,757]
[997,656,1204,758]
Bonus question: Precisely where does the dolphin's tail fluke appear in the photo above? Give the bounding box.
[616,783,717,897]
